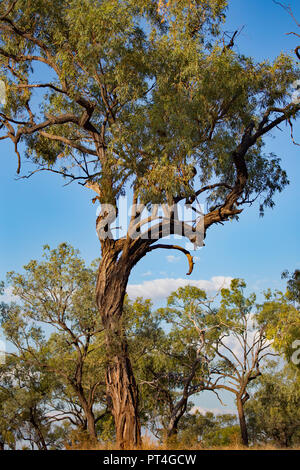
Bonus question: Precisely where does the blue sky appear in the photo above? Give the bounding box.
[0,0,299,413]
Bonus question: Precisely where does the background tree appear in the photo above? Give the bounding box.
[0,0,299,447]
[199,279,275,446]
[1,244,107,442]
[257,270,300,372]
[1,265,300,449]
[246,364,300,447]
[178,411,240,448]
[0,355,69,450]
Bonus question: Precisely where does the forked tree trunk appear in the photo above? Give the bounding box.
[96,243,142,449]
[237,397,249,447]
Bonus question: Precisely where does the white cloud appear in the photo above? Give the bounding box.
[166,255,180,263]
[190,406,236,416]
[127,276,232,301]
[142,271,153,277]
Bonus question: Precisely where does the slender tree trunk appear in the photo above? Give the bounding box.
[80,404,97,441]
[166,358,200,441]
[96,243,141,449]
[86,410,97,440]
[74,383,97,440]
[237,397,249,447]
[106,329,141,449]
[29,408,48,451]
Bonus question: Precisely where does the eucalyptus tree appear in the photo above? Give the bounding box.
[207,279,275,446]
[246,365,300,447]
[1,243,106,441]
[257,270,300,371]
[0,0,299,447]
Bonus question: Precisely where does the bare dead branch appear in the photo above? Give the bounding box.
[148,243,194,275]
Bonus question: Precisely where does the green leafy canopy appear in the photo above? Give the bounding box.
[0,0,299,221]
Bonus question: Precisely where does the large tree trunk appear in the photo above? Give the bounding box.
[237,397,249,447]
[96,242,142,449]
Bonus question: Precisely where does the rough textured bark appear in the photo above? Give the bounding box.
[29,407,48,451]
[96,241,142,449]
[237,397,249,447]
